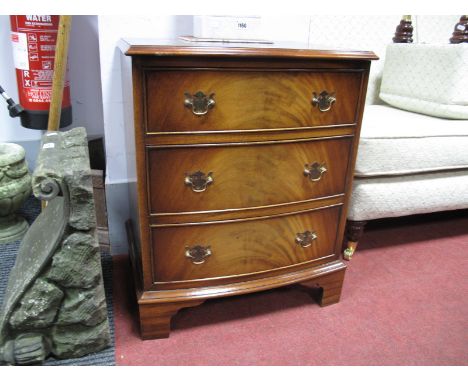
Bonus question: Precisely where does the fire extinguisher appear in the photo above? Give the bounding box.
[8,15,72,130]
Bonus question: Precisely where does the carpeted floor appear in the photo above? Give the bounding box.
[0,197,115,366]
[112,209,468,366]
[4,198,466,365]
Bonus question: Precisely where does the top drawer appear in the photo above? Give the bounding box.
[144,70,362,133]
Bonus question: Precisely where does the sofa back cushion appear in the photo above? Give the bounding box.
[379,43,468,119]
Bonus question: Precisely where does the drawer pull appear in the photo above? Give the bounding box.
[184,91,216,116]
[304,162,327,182]
[312,91,336,112]
[184,171,213,192]
[185,245,212,264]
[295,230,318,248]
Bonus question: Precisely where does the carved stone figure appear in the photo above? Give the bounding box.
[0,143,31,244]
[0,127,111,365]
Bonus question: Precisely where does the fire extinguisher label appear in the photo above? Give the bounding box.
[11,31,29,70]
[10,15,71,112]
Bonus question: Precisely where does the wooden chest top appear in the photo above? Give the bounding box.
[119,38,378,61]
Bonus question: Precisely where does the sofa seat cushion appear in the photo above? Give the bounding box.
[347,170,468,221]
[355,105,468,177]
[379,43,468,119]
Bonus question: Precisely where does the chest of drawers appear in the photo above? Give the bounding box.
[120,39,377,339]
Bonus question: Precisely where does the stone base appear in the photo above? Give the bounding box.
[0,128,111,365]
[0,215,29,244]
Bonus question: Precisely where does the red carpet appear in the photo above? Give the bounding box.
[112,210,468,365]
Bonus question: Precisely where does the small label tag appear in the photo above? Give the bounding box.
[43,142,55,149]
[11,32,29,70]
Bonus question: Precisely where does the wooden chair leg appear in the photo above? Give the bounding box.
[343,220,367,261]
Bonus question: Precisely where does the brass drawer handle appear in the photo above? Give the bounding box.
[312,91,336,112]
[304,162,327,182]
[185,245,212,264]
[184,91,216,116]
[184,171,213,192]
[295,230,318,248]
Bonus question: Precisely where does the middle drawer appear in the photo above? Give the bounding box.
[147,137,351,214]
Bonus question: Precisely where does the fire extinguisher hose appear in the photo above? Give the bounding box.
[0,84,24,118]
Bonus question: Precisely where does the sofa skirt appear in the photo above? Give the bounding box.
[347,170,468,221]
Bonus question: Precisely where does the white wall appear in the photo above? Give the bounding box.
[68,16,104,139]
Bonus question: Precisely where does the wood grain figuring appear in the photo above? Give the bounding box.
[120,38,379,61]
[300,266,345,306]
[120,40,376,339]
[138,300,206,339]
[47,15,72,132]
[140,259,346,302]
[147,137,351,214]
[137,56,372,71]
[145,70,362,132]
[135,259,346,339]
[331,63,370,258]
[149,194,344,225]
[131,59,154,290]
[143,125,356,146]
[151,205,341,283]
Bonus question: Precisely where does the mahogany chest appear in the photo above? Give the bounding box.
[120,39,377,339]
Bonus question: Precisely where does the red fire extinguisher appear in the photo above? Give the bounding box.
[9,15,72,130]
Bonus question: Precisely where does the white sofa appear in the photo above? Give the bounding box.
[344,43,468,259]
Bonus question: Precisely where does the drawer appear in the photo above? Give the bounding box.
[151,205,341,282]
[145,70,362,133]
[147,137,351,214]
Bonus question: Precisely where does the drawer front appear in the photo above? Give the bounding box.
[145,70,362,133]
[148,137,351,214]
[152,206,341,283]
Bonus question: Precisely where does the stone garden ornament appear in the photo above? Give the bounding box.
[0,143,31,244]
[0,127,111,365]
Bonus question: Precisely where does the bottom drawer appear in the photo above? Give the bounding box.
[151,205,341,283]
